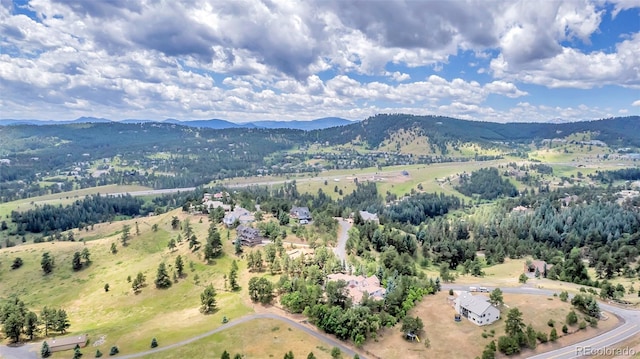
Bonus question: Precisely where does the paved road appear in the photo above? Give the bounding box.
[334,218,351,267]
[0,313,364,359]
[101,187,196,197]
[443,284,640,359]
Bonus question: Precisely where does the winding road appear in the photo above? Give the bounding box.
[2,285,638,359]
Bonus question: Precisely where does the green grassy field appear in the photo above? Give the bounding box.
[0,210,253,357]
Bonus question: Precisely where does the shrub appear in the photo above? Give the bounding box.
[151,338,158,348]
[550,328,558,341]
[536,331,548,343]
[566,310,578,325]
[109,346,119,356]
[547,319,555,327]
[562,324,568,334]
[579,321,587,330]
[95,349,103,358]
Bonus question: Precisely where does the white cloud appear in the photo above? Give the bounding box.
[632,100,640,106]
[0,0,637,121]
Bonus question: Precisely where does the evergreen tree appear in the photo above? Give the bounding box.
[109,346,119,356]
[95,349,103,357]
[73,347,83,359]
[168,238,176,251]
[110,242,117,254]
[11,257,23,269]
[121,224,131,246]
[229,260,240,291]
[41,341,51,358]
[24,311,39,340]
[175,255,184,277]
[220,351,231,359]
[489,288,504,307]
[41,252,54,274]
[550,328,558,341]
[81,248,91,264]
[284,351,294,359]
[150,338,158,348]
[201,284,217,313]
[307,353,317,359]
[72,252,83,271]
[155,263,172,288]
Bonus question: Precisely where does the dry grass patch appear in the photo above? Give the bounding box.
[363,292,620,359]
[143,318,344,359]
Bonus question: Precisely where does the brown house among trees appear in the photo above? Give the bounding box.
[235,225,265,247]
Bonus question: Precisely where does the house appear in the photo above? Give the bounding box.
[235,225,265,247]
[454,291,500,326]
[203,200,231,212]
[290,206,312,221]
[326,273,386,303]
[524,260,551,277]
[49,334,88,352]
[358,211,379,223]
[223,207,255,227]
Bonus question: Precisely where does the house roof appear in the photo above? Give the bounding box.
[457,291,493,315]
[49,334,88,348]
[359,211,379,222]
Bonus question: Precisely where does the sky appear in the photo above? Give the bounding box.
[0,0,639,123]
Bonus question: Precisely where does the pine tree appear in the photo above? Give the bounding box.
[175,255,184,277]
[110,242,117,254]
[95,349,103,357]
[155,263,172,288]
[150,338,158,348]
[121,224,131,246]
[41,252,54,274]
[229,260,240,291]
[201,284,217,314]
[72,251,83,271]
[41,341,51,358]
[220,351,231,359]
[81,248,91,264]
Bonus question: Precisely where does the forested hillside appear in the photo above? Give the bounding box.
[312,114,640,149]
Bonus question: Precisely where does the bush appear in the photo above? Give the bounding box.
[579,321,587,330]
[562,324,568,334]
[550,328,558,341]
[536,331,548,343]
[547,319,555,327]
[589,317,598,328]
[151,338,158,348]
[95,349,103,358]
[566,310,578,325]
[109,346,119,356]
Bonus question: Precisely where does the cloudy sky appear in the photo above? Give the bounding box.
[1,0,639,123]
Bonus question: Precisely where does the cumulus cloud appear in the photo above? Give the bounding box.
[632,100,640,106]
[0,0,638,122]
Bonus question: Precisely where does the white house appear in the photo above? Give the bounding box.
[454,291,500,326]
[223,207,254,227]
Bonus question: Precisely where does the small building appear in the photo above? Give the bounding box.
[524,260,551,277]
[358,211,379,223]
[454,291,500,326]
[203,200,231,212]
[49,334,88,352]
[223,207,255,227]
[326,273,386,303]
[290,206,312,221]
[235,225,265,247]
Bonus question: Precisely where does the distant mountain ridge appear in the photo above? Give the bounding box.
[0,117,355,130]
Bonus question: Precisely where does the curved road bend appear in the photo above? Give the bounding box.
[443,285,640,359]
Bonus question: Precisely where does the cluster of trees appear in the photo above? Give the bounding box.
[590,168,640,183]
[11,194,143,233]
[72,248,91,271]
[383,192,462,225]
[0,297,70,343]
[456,167,518,200]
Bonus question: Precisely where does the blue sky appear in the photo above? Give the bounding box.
[0,0,638,123]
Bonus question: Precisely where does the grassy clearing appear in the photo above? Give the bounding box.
[364,292,619,359]
[142,318,344,359]
[0,209,252,357]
